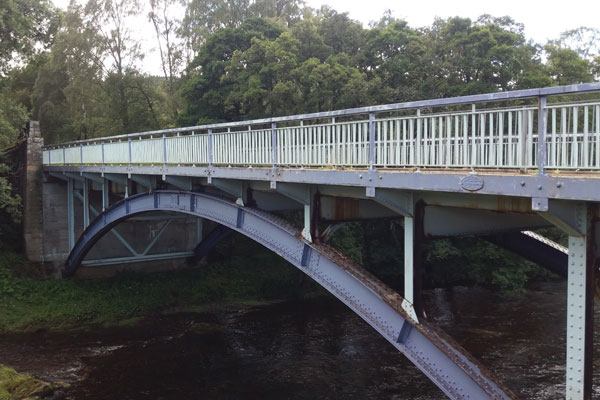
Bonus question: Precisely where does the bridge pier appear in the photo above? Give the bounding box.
[21,122,44,263]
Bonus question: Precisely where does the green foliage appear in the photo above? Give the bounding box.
[327,222,551,293]
[0,364,57,400]
[0,164,21,247]
[0,0,60,75]
[0,89,28,149]
[0,239,318,333]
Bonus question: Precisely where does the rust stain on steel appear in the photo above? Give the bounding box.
[310,241,517,399]
[424,196,532,213]
[496,196,532,213]
[319,196,361,221]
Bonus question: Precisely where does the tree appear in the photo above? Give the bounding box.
[545,45,595,85]
[85,0,143,133]
[552,27,600,61]
[0,0,60,75]
[148,0,185,124]
[180,0,251,55]
[179,18,283,124]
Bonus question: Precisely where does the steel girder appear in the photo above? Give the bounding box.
[64,190,514,399]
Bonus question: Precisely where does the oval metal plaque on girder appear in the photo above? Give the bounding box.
[461,175,484,192]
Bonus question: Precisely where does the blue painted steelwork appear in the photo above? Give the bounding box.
[64,190,514,400]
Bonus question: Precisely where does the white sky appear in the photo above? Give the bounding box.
[51,0,600,76]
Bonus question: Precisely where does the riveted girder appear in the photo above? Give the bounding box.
[64,191,514,400]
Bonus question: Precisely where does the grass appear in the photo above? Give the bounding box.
[0,242,321,334]
[0,365,58,400]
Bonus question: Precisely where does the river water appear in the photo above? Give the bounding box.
[1,281,598,399]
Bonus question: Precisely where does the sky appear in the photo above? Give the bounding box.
[51,0,600,75]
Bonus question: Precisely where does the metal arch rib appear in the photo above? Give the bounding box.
[64,190,515,400]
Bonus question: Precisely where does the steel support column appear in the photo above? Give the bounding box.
[83,178,90,229]
[67,178,75,250]
[124,177,132,198]
[402,200,423,321]
[196,218,203,243]
[102,178,109,211]
[276,182,313,241]
[566,205,594,400]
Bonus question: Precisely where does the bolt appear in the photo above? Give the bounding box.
[557,182,562,188]
[520,181,525,187]
[379,175,383,180]
[359,175,363,179]
[537,185,542,190]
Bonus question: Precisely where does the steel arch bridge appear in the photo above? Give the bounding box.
[33,83,600,399]
[64,190,513,399]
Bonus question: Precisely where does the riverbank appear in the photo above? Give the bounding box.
[0,249,320,335]
[0,365,60,400]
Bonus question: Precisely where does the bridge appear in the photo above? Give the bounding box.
[24,83,600,399]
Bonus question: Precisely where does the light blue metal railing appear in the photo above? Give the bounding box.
[43,83,600,172]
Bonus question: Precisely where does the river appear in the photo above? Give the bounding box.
[0,281,598,399]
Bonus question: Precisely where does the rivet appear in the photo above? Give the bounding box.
[359,175,363,179]
[537,185,542,190]
[557,182,562,188]
[520,181,525,186]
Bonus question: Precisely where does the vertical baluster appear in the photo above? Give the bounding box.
[415,110,421,166]
[369,113,375,170]
[438,116,443,166]
[489,112,495,166]
[572,106,579,168]
[551,108,557,167]
[453,115,459,167]
[444,116,450,167]
[470,105,476,167]
[561,107,567,167]
[395,119,400,166]
[478,113,485,166]
[462,114,468,166]
[596,105,600,168]
[583,105,589,168]
[497,112,503,167]
[402,119,407,165]
[517,111,523,167]
[307,125,312,166]
[409,118,415,165]
[423,117,429,166]
[378,120,384,166]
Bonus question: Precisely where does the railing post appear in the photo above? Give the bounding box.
[101,140,105,169]
[128,137,132,169]
[369,112,375,170]
[162,133,167,180]
[80,143,83,166]
[537,96,547,174]
[208,128,213,183]
[63,146,66,166]
[272,122,277,169]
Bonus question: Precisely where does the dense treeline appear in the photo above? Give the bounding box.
[1,0,598,146]
[0,0,597,289]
